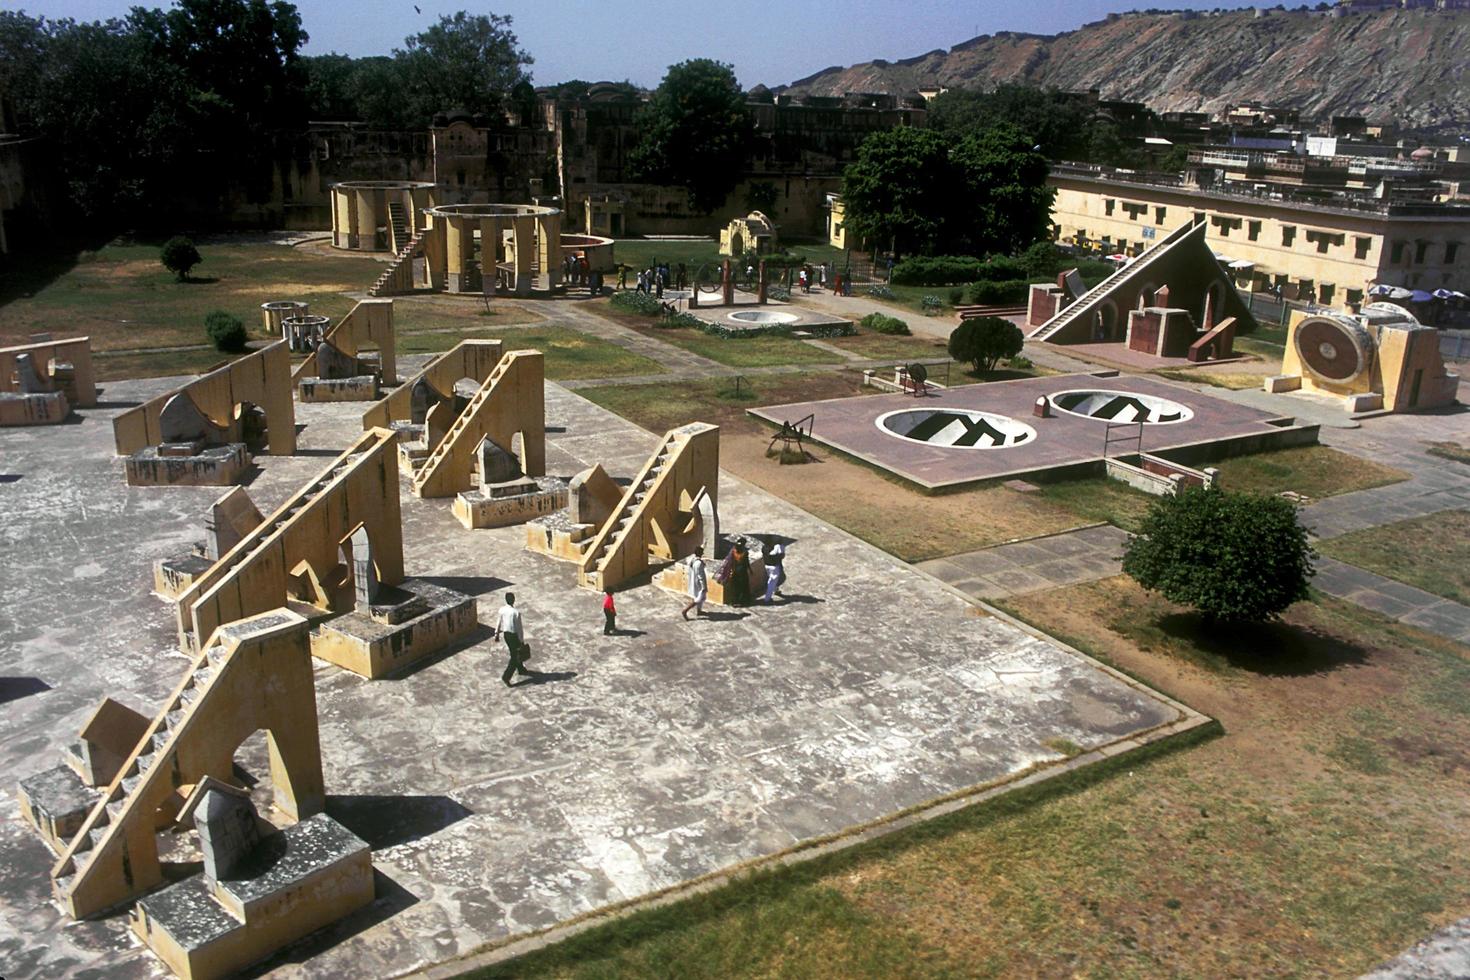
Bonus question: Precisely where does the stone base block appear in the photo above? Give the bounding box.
[1264,374,1302,393]
[132,814,374,980]
[126,444,251,487]
[1347,392,1385,413]
[310,578,477,678]
[653,556,765,608]
[298,375,379,402]
[154,553,215,600]
[17,765,98,854]
[453,479,569,530]
[525,512,597,563]
[0,390,69,426]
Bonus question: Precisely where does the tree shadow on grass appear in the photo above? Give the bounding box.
[1155,612,1372,677]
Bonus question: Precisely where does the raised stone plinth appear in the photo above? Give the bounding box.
[0,390,69,426]
[153,553,216,600]
[310,578,477,679]
[525,510,599,563]
[452,476,568,530]
[131,814,374,980]
[16,765,98,854]
[298,375,379,403]
[125,444,251,487]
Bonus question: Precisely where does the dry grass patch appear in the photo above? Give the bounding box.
[1319,511,1470,605]
[1214,445,1409,500]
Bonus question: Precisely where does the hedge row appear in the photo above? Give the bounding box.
[890,253,1119,287]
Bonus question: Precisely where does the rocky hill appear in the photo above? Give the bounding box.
[775,7,1470,135]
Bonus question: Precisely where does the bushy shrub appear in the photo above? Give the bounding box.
[610,290,662,316]
[967,279,1032,305]
[948,286,965,306]
[767,284,791,301]
[948,316,1023,372]
[891,253,1032,286]
[1123,486,1314,623]
[1020,240,1065,278]
[920,294,944,315]
[160,236,201,281]
[859,312,911,336]
[1007,354,1034,370]
[866,284,896,300]
[204,310,247,352]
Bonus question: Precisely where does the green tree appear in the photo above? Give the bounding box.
[628,59,753,214]
[396,12,532,126]
[1122,486,1315,623]
[930,85,1097,160]
[840,127,957,260]
[204,310,247,352]
[947,316,1024,373]
[161,236,202,281]
[950,124,1054,255]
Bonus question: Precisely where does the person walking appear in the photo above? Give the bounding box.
[762,542,785,603]
[602,589,617,635]
[493,592,530,686]
[617,262,628,290]
[681,546,708,620]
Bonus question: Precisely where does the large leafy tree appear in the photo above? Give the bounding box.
[929,84,1148,168]
[840,125,1052,259]
[1123,486,1315,624]
[628,59,752,214]
[839,127,958,260]
[396,12,532,125]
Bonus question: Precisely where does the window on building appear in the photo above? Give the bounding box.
[1282,225,1296,247]
[1248,220,1261,241]
[1193,211,1205,225]
[1448,242,1461,264]
[1355,237,1371,260]
[1319,283,1335,305]
[1347,288,1363,306]
[1415,241,1430,264]
[1105,199,1115,216]
[1155,206,1167,225]
[1391,240,1406,263]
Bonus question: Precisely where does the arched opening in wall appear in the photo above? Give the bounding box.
[1097,302,1119,341]
[730,232,744,256]
[234,400,267,453]
[1205,280,1227,327]
[1136,282,1158,310]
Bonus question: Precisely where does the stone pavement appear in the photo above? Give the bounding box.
[1362,916,1470,980]
[1313,557,1470,644]
[918,525,1129,601]
[0,372,1194,979]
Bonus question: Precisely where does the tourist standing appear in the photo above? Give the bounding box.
[493,592,530,686]
[617,263,628,290]
[762,542,785,603]
[681,546,708,620]
[727,542,752,606]
[602,589,617,635]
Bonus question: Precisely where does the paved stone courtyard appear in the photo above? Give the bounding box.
[0,369,1196,978]
[918,525,1129,600]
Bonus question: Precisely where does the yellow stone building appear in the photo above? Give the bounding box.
[1048,165,1470,307]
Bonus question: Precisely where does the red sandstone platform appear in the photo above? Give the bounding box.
[749,371,1318,490]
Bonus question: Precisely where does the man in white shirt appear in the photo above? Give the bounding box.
[492,592,530,686]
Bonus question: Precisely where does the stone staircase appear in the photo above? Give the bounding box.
[368,227,428,298]
[578,431,684,591]
[1028,220,1200,343]
[411,351,541,498]
[386,200,410,254]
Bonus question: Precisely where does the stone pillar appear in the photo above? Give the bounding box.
[721,259,734,306]
[512,214,535,296]
[758,261,768,305]
[539,212,564,288]
[344,190,359,250]
[355,189,380,252]
[330,190,341,248]
[422,218,447,292]
[479,216,502,297]
[446,217,475,293]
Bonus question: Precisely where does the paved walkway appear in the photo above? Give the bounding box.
[917,524,1130,601]
[1313,557,1470,644]
[1362,916,1470,979]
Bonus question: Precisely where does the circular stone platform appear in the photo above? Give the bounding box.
[877,408,1036,449]
[1049,389,1194,425]
[727,310,798,326]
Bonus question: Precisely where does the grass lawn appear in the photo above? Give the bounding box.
[1233,335,1285,361]
[1426,442,1470,467]
[1036,478,1158,532]
[0,242,374,353]
[397,325,665,381]
[473,579,1470,978]
[1154,367,1271,390]
[822,331,952,363]
[592,300,842,369]
[1213,445,1409,500]
[1319,511,1470,605]
[93,348,244,382]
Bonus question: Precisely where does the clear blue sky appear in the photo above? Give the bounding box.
[19,0,1256,88]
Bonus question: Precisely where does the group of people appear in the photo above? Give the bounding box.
[620,261,688,297]
[494,539,790,687]
[796,262,848,295]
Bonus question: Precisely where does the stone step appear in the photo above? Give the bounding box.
[55,873,75,894]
